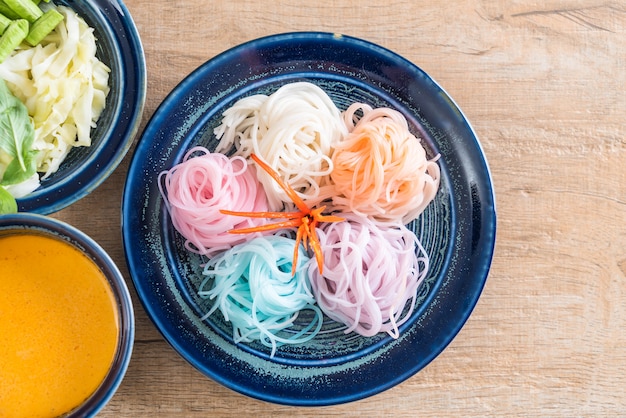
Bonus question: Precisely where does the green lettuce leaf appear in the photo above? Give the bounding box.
[1,148,37,185]
[0,185,17,214]
[0,78,37,186]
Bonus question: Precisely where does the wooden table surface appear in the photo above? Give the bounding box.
[50,0,626,416]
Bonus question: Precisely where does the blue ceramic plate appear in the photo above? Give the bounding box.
[122,32,496,406]
[16,0,146,214]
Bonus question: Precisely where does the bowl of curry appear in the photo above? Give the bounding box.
[0,213,134,417]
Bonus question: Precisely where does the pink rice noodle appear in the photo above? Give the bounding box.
[158,146,269,256]
[309,213,429,338]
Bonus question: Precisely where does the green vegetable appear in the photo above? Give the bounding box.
[0,1,64,62]
[0,79,37,213]
[0,185,18,213]
[3,0,42,23]
[0,18,27,62]
[25,7,61,46]
[0,3,20,20]
[0,12,12,33]
[0,79,37,185]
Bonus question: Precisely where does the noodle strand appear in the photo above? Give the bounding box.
[214,82,347,210]
[158,147,269,256]
[331,103,440,223]
[199,235,323,356]
[309,213,428,338]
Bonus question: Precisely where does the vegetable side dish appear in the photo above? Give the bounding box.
[0,0,110,213]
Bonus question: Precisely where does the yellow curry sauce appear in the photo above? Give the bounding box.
[0,233,119,418]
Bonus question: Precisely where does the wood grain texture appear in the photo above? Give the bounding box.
[49,0,626,416]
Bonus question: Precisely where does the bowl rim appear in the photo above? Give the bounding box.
[0,212,135,416]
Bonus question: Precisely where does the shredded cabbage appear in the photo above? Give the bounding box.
[0,4,110,182]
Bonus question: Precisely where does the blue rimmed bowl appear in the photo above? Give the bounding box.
[122,32,496,406]
[0,213,134,416]
[15,0,146,214]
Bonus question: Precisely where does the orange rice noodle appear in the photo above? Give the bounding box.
[158,147,269,256]
[213,82,348,211]
[308,213,429,338]
[330,103,440,224]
